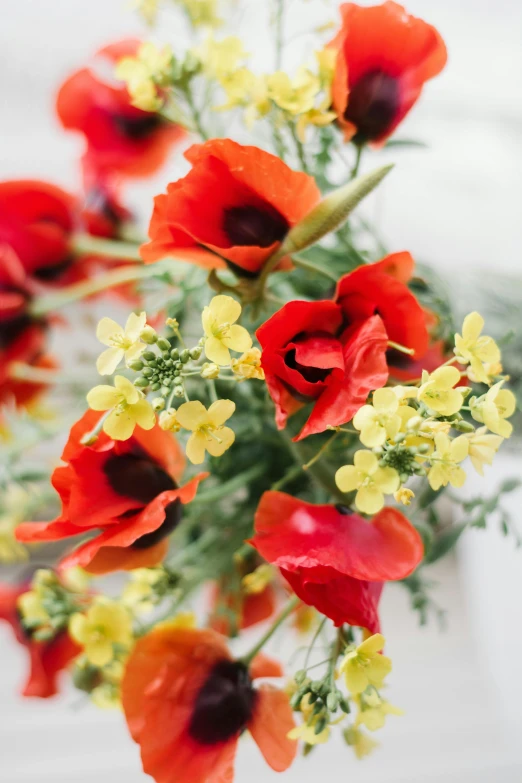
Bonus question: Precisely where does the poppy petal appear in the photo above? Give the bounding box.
[248,685,297,772]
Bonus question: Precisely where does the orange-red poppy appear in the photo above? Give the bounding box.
[0,581,80,698]
[209,579,277,637]
[329,2,447,144]
[56,39,185,184]
[141,139,321,276]
[16,410,207,575]
[122,624,297,783]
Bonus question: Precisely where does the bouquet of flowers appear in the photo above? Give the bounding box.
[1,1,518,780]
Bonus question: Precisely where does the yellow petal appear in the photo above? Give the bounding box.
[462,312,484,342]
[87,385,122,411]
[428,464,446,490]
[222,324,252,353]
[205,426,235,457]
[353,450,378,474]
[353,405,375,430]
[450,435,469,463]
[208,399,235,426]
[96,347,124,376]
[367,654,392,686]
[96,317,124,346]
[125,311,147,341]
[495,388,516,419]
[449,466,466,488]
[205,335,232,366]
[372,388,398,413]
[469,356,489,385]
[86,639,114,667]
[343,662,369,695]
[335,465,359,493]
[356,487,384,515]
[103,409,136,441]
[374,467,400,494]
[358,633,385,657]
[114,375,140,404]
[434,432,450,455]
[131,399,156,430]
[185,431,207,464]
[124,343,145,365]
[208,294,242,325]
[176,401,208,431]
[431,366,461,389]
[359,421,386,448]
[69,613,88,645]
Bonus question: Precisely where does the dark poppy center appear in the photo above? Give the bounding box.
[0,312,32,351]
[344,69,401,142]
[335,504,353,516]
[104,453,176,504]
[131,498,182,549]
[113,112,163,140]
[188,660,256,745]
[223,204,289,248]
[284,348,331,384]
[33,257,73,283]
[386,347,413,370]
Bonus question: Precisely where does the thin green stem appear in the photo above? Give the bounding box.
[274,0,285,70]
[71,234,142,262]
[242,595,300,665]
[30,266,152,317]
[289,123,309,173]
[351,144,363,179]
[303,616,328,670]
[282,432,347,505]
[303,432,340,471]
[291,255,339,283]
[271,464,303,491]
[190,462,266,505]
[387,340,415,356]
[183,87,209,140]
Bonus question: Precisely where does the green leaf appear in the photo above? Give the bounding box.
[384,138,428,150]
[425,522,468,564]
[500,478,521,494]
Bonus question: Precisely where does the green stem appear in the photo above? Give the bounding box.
[282,432,347,505]
[271,464,303,491]
[303,432,340,471]
[190,462,266,505]
[291,255,339,283]
[351,144,363,179]
[29,265,152,316]
[183,87,209,141]
[71,233,143,262]
[303,616,327,670]
[242,595,300,665]
[387,340,415,356]
[290,123,309,173]
[274,0,285,70]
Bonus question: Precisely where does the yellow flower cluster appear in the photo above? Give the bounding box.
[87,375,155,441]
[69,598,133,667]
[0,485,31,564]
[335,313,515,512]
[177,0,221,28]
[116,42,173,111]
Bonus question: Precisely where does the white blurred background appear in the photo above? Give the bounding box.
[1,1,521,781]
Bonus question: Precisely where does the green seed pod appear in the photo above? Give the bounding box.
[326,691,340,712]
[314,716,328,736]
[180,349,190,364]
[175,362,183,371]
[190,346,202,360]
[143,351,157,362]
[128,360,144,372]
[134,377,149,388]
[417,443,431,454]
[157,338,171,352]
[173,385,185,398]
[170,348,180,360]
[150,382,161,391]
[140,326,158,345]
[395,432,406,443]
[310,680,323,694]
[142,367,154,377]
[294,670,307,685]
[339,696,351,714]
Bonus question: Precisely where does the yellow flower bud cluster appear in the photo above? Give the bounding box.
[17,568,90,642]
[116,42,174,112]
[0,484,32,564]
[335,313,515,512]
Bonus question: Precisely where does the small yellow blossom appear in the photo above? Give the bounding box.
[394,487,415,506]
[242,564,273,595]
[18,591,49,626]
[202,295,252,366]
[199,36,247,80]
[87,375,155,441]
[176,399,235,464]
[288,693,330,745]
[336,451,400,515]
[116,43,173,111]
[344,726,379,760]
[470,381,516,438]
[340,634,391,696]
[466,427,503,476]
[231,348,265,381]
[294,605,316,634]
[62,566,91,593]
[177,0,222,28]
[69,599,133,667]
[418,366,465,416]
[90,660,126,710]
[315,47,336,96]
[354,690,403,731]
[267,68,321,115]
[427,433,469,490]
[296,107,337,142]
[159,407,181,432]
[96,312,147,376]
[0,485,30,564]
[200,362,220,379]
[354,388,409,448]
[467,360,504,385]
[454,312,501,385]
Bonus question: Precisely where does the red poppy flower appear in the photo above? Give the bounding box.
[122,624,297,783]
[0,180,76,284]
[249,492,423,630]
[0,581,80,698]
[329,1,447,144]
[0,258,55,411]
[56,39,185,183]
[16,410,207,575]
[257,298,389,440]
[209,579,276,637]
[141,139,321,276]
[335,256,429,359]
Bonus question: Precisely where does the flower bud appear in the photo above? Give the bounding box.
[190,346,202,360]
[134,377,149,388]
[201,362,220,379]
[142,351,157,363]
[170,348,180,360]
[128,360,144,371]
[157,338,171,353]
[180,349,190,364]
[140,326,158,344]
[173,385,185,398]
[152,398,165,412]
